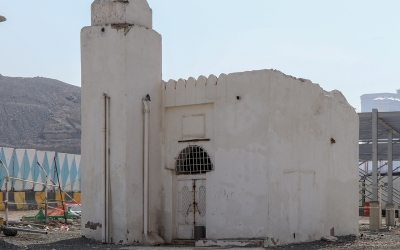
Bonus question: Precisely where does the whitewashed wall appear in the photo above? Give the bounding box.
[0,147,81,191]
[160,69,359,246]
[80,0,359,246]
[81,0,162,243]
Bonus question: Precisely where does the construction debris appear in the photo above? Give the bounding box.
[321,236,338,242]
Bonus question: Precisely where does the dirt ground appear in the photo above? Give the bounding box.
[1,211,400,249]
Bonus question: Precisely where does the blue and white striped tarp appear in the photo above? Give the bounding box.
[0,147,81,192]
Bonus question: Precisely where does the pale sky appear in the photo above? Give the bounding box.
[1,1,400,111]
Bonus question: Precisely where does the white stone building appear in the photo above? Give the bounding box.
[81,0,359,247]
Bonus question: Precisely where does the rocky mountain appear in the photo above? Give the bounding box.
[0,74,81,154]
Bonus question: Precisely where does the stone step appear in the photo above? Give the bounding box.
[170,239,196,246]
[195,239,264,248]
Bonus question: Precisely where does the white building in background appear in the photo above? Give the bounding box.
[361,90,400,112]
[81,0,359,247]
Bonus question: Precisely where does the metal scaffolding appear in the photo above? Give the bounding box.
[359,109,400,227]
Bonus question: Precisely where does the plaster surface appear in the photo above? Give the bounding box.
[81,3,161,243]
[161,70,359,246]
[91,0,152,28]
[81,0,359,246]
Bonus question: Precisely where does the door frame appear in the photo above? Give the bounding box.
[175,174,206,239]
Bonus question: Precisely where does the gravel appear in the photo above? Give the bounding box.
[2,213,400,249]
[272,217,400,250]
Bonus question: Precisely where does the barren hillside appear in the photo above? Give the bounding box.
[0,74,81,154]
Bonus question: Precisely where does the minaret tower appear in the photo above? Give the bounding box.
[81,0,162,245]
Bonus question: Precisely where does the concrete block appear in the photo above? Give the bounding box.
[369,201,382,230]
[386,204,395,227]
[196,239,264,247]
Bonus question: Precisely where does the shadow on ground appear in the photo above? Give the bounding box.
[271,235,358,249]
[1,236,125,250]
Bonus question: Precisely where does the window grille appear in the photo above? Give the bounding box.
[176,145,213,175]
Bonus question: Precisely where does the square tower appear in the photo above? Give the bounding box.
[81,0,162,244]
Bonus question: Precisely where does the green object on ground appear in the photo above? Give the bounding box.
[22,209,45,219]
[22,207,80,220]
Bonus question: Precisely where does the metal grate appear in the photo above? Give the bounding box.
[181,186,192,217]
[176,145,213,175]
[198,186,206,217]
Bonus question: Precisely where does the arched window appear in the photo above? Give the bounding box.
[176,145,213,175]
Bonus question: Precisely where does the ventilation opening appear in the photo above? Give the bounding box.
[176,145,213,175]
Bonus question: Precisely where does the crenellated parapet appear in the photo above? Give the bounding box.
[162,69,353,110]
[163,74,223,107]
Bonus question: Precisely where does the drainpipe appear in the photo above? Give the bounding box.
[103,94,111,243]
[0,159,9,226]
[143,94,151,236]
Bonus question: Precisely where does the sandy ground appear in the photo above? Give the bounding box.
[1,211,400,249]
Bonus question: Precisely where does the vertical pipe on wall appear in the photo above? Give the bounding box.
[107,95,111,243]
[143,95,151,236]
[372,109,378,201]
[102,94,107,243]
[388,129,393,204]
[103,94,111,243]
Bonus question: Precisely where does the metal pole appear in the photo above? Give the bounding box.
[37,162,48,224]
[106,95,111,243]
[388,130,393,204]
[1,226,48,234]
[4,181,8,226]
[54,157,66,224]
[103,95,107,243]
[379,184,382,212]
[9,221,46,227]
[362,180,366,205]
[0,159,9,226]
[49,179,80,206]
[103,94,111,243]
[8,177,50,186]
[372,109,378,201]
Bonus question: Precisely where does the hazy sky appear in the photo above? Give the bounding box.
[1,1,400,111]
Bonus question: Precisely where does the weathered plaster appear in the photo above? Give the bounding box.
[161,70,359,245]
[82,0,358,246]
[91,0,152,28]
[81,6,162,243]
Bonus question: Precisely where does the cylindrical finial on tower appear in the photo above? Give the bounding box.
[91,0,152,28]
